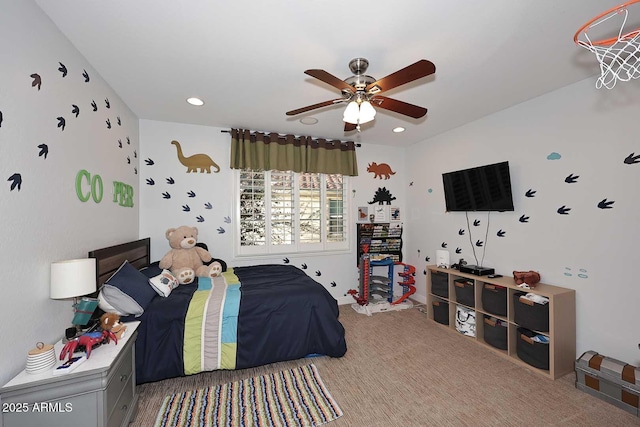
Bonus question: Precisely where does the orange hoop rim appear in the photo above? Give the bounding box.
[574,0,640,47]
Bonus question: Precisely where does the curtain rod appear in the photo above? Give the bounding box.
[220,129,361,147]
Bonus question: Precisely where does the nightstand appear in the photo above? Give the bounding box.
[1,321,140,427]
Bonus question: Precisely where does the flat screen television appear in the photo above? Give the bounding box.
[442,161,514,212]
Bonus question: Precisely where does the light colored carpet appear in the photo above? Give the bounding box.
[132,304,640,426]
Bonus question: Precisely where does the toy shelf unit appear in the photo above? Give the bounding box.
[356,222,403,266]
[426,266,576,380]
[364,255,395,304]
[349,254,416,316]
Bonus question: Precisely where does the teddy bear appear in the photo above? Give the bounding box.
[158,225,222,285]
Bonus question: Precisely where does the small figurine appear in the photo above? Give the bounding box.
[100,312,127,340]
[59,329,117,362]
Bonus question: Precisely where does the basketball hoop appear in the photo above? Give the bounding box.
[574,0,640,89]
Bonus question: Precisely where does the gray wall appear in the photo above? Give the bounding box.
[404,78,640,365]
[0,1,139,385]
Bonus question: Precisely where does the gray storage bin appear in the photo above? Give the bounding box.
[431,271,448,298]
[454,278,474,306]
[516,327,549,370]
[513,291,549,332]
[575,351,640,416]
[483,316,507,350]
[432,298,449,325]
[482,283,507,316]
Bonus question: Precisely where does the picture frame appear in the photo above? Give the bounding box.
[356,206,370,223]
[389,206,401,221]
[373,205,389,222]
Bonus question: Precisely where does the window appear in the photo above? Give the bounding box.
[237,170,349,256]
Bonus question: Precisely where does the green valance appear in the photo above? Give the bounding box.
[229,128,358,176]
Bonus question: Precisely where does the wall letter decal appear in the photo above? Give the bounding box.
[75,170,103,203]
[112,181,134,207]
[75,170,91,202]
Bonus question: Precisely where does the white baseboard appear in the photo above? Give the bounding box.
[338,294,427,306]
[411,294,427,304]
[337,295,356,305]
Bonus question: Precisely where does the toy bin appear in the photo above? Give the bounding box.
[575,351,640,416]
[454,279,475,307]
[513,291,549,332]
[455,305,476,337]
[432,299,449,325]
[516,327,549,370]
[481,283,507,316]
[431,271,448,298]
[483,316,508,350]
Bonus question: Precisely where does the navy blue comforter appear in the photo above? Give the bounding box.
[134,264,346,384]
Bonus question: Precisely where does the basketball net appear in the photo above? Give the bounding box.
[574,1,640,89]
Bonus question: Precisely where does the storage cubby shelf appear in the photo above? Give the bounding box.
[427,266,576,380]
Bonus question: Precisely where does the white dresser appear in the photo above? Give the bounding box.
[1,321,140,427]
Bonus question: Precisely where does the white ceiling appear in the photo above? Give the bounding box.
[35,0,631,147]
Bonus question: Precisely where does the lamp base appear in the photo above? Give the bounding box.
[63,319,100,342]
[64,326,82,343]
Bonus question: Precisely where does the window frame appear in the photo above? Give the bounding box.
[233,169,351,258]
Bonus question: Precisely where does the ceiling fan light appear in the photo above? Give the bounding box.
[343,101,360,124]
[358,101,376,124]
[358,114,375,124]
[359,101,376,117]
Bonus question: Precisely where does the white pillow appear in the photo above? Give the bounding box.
[148,269,179,297]
[98,289,125,316]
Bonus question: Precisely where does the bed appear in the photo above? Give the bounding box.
[88,238,347,384]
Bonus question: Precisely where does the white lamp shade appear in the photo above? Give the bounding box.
[343,101,360,124]
[50,258,96,299]
[358,101,376,124]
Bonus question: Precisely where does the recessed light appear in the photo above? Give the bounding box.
[186,97,204,106]
[300,117,318,125]
[393,127,405,133]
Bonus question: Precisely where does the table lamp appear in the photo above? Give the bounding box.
[50,258,98,339]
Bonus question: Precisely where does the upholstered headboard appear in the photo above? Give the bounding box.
[88,237,151,288]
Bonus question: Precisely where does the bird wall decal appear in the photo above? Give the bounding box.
[624,153,640,164]
[8,173,22,191]
[58,62,67,77]
[30,73,41,90]
[565,173,579,183]
[597,199,614,209]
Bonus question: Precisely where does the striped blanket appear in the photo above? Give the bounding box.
[183,270,240,373]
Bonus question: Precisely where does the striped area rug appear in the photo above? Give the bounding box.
[154,364,343,427]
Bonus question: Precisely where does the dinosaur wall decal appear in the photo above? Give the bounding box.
[171,140,220,173]
[368,187,396,205]
[367,162,396,179]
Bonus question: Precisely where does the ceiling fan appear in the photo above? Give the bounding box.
[286,58,436,132]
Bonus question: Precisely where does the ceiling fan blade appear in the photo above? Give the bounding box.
[344,122,357,132]
[372,96,428,119]
[305,69,355,93]
[286,99,344,116]
[365,60,436,94]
